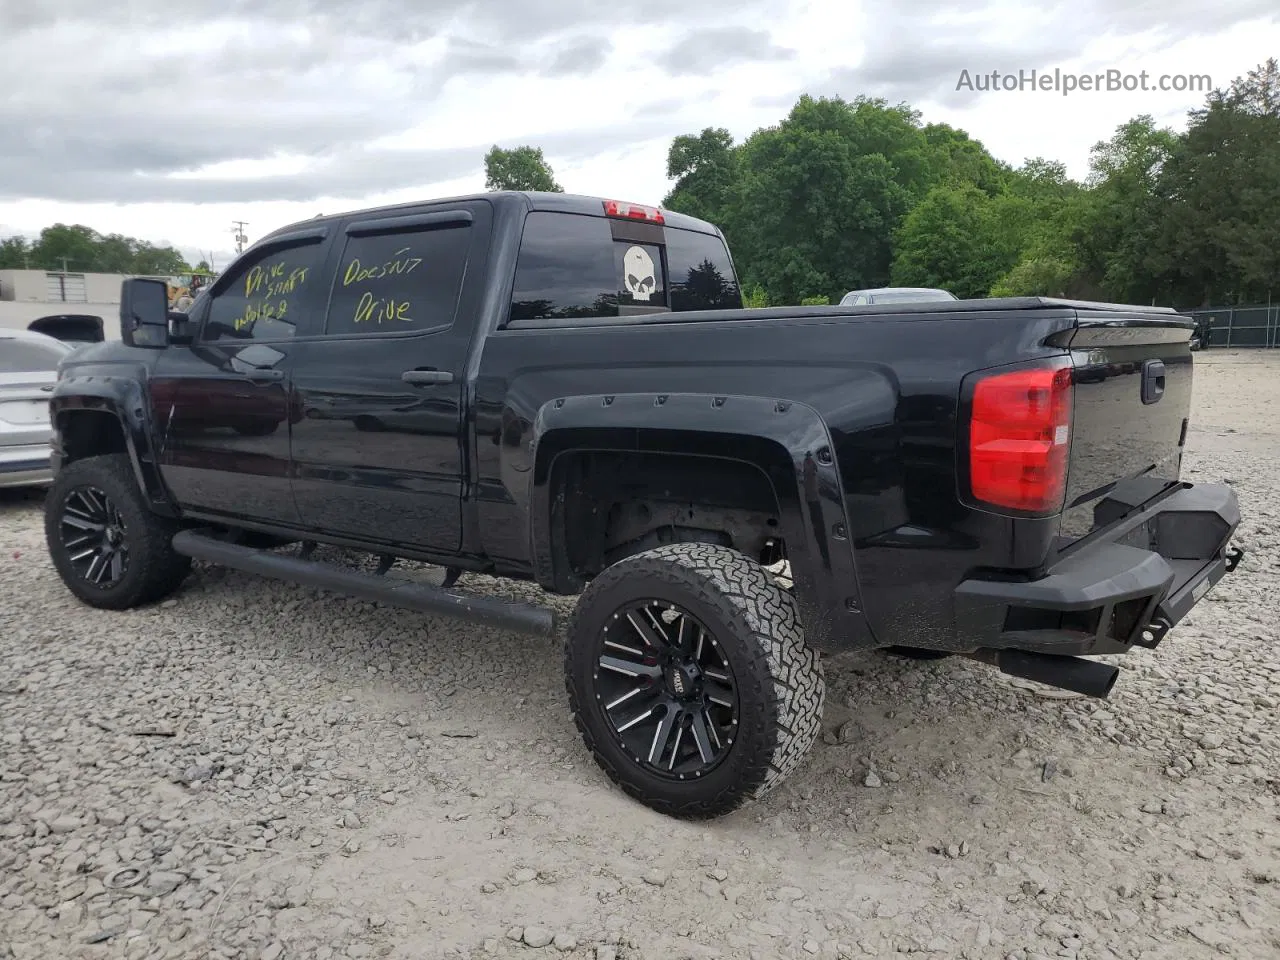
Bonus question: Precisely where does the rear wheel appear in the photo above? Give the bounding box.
[44,454,191,609]
[565,543,824,818]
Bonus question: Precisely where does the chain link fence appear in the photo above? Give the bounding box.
[1185,303,1280,349]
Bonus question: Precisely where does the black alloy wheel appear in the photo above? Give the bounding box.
[565,542,825,819]
[45,453,191,609]
[58,485,130,587]
[595,600,739,780]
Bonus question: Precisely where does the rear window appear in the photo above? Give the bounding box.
[666,227,742,311]
[1,337,70,373]
[509,212,740,323]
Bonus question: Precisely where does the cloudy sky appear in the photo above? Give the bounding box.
[1,0,1276,268]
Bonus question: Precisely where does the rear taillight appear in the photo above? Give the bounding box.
[967,360,1073,513]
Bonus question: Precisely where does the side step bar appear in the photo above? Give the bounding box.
[171,530,557,637]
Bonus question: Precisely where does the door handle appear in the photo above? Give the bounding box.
[1141,359,1165,405]
[244,368,284,382]
[402,369,453,385]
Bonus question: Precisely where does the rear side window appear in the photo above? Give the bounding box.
[324,222,471,336]
[508,212,740,323]
[666,228,741,311]
[1,338,70,373]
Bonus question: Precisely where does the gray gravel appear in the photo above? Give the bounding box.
[2,351,1279,960]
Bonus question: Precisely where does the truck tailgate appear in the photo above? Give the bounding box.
[1056,317,1194,550]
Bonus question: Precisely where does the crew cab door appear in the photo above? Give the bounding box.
[150,228,331,524]
[287,202,492,554]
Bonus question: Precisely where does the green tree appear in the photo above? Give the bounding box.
[29,224,101,272]
[722,95,932,302]
[985,158,1088,297]
[922,122,1010,196]
[0,235,32,269]
[663,127,739,226]
[129,243,189,276]
[1007,157,1079,203]
[1072,116,1178,302]
[1144,59,1280,305]
[890,183,1021,298]
[656,67,1279,310]
[483,145,563,192]
[9,223,190,275]
[989,257,1075,297]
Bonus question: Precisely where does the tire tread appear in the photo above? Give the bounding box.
[564,542,824,818]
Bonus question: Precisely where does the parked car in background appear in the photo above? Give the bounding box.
[839,287,958,305]
[1,328,73,488]
[27,315,106,345]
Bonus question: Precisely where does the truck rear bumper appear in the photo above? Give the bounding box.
[953,483,1242,656]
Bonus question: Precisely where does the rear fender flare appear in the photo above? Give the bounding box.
[49,376,176,515]
[529,392,863,647]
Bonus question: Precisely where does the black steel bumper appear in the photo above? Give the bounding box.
[954,483,1242,656]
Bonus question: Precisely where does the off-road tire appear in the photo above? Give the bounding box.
[45,454,191,609]
[565,542,824,818]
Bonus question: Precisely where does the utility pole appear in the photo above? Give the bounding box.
[231,221,249,254]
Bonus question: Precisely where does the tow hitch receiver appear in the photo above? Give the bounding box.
[1225,545,1244,572]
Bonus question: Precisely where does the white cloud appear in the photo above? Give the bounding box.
[0,0,1275,261]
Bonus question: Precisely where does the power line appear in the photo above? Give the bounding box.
[231,221,249,254]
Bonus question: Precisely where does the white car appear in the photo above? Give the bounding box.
[839,287,958,305]
[1,328,74,488]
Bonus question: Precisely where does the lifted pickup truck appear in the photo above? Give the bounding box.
[43,191,1243,818]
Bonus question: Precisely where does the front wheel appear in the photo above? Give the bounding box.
[44,454,191,609]
[564,543,824,819]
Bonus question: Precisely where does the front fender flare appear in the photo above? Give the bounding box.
[49,375,176,515]
[528,392,868,649]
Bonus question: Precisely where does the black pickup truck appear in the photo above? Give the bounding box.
[43,191,1243,818]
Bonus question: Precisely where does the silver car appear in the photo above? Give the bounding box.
[1,328,74,488]
[839,286,958,305]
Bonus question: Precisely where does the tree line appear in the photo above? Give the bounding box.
[0,223,192,276]
[487,57,1278,309]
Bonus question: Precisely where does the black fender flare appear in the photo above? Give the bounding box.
[49,374,178,516]
[528,392,868,649]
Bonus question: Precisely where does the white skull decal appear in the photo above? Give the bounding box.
[623,245,656,301]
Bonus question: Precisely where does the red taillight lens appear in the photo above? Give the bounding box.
[968,362,1073,513]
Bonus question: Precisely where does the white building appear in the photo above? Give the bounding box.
[0,269,139,338]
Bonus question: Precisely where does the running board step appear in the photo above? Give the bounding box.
[171,530,556,637]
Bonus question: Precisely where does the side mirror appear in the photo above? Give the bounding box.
[120,278,170,348]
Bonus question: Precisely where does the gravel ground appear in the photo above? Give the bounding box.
[2,351,1278,960]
